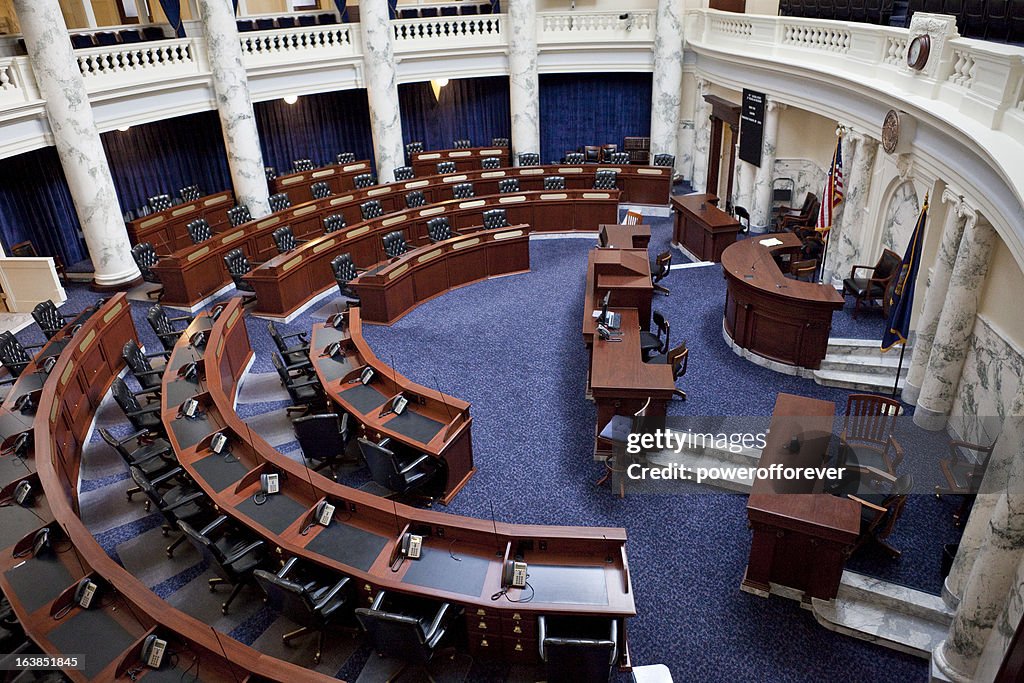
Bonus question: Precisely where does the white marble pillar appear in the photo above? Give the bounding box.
[976,497,1024,682]
[903,189,973,406]
[826,132,878,286]
[734,155,754,218]
[691,78,712,194]
[933,393,1024,682]
[508,0,539,163]
[749,100,784,232]
[649,0,683,174]
[914,218,997,431]
[14,0,142,288]
[197,0,270,218]
[358,0,404,182]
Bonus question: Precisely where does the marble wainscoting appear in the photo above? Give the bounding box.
[771,158,825,214]
[880,180,921,255]
[949,314,1024,446]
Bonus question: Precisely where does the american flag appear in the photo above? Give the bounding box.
[816,136,844,233]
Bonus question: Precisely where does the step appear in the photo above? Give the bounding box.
[826,338,911,358]
[813,368,906,392]
[819,353,910,376]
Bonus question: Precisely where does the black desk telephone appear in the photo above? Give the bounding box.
[179,397,201,420]
[323,341,345,359]
[178,362,199,383]
[13,481,33,507]
[399,533,423,560]
[141,634,167,669]
[502,558,528,589]
[74,578,99,609]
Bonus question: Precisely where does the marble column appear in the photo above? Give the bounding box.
[196,0,271,218]
[749,100,784,233]
[691,78,712,194]
[903,189,973,406]
[933,391,1024,682]
[357,0,404,182]
[733,155,754,218]
[826,132,878,286]
[508,0,539,162]
[914,218,997,431]
[13,0,141,288]
[648,0,683,173]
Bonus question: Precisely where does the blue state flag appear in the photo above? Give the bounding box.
[882,197,928,351]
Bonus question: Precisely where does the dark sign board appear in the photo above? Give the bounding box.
[739,89,766,167]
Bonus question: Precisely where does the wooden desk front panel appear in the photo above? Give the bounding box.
[671,193,740,262]
[127,191,234,253]
[411,147,510,176]
[271,160,373,206]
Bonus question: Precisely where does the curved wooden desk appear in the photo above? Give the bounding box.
[126,190,234,253]
[351,226,531,325]
[410,145,510,176]
[270,159,374,206]
[721,233,844,370]
[245,190,617,318]
[160,299,635,668]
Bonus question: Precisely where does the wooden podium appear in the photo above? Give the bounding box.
[671,193,741,262]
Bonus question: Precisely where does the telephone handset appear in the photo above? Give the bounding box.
[210,305,225,322]
[74,578,98,609]
[392,395,409,416]
[13,392,36,414]
[141,635,167,669]
[253,473,280,504]
[330,312,347,330]
[596,324,620,342]
[178,362,199,383]
[210,432,228,454]
[399,533,423,560]
[323,341,344,359]
[180,398,201,420]
[4,432,31,459]
[502,559,528,589]
[314,500,335,527]
[32,528,51,557]
[190,330,207,348]
[359,367,374,385]
[13,481,33,507]
[39,356,57,375]
[69,323,83,336]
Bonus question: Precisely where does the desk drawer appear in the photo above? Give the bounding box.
[359,581,378,607]
[503,636,537,663]
[467,614,500,634]
[501,614,535,638]
[467,632,500,659]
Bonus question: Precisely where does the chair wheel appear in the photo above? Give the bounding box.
[161,528,169,537]
[144,501,151,512]
[314,652,321,664]
[221,604,229,614]
[166,548,173,558]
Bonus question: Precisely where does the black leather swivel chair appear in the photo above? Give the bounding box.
[292,413,355,480]
[148,193,173,212]
[99,427,176,503]
[452,182,474,199]
[293,158,315,172]
[272,353,324,414]
[353,173,376,189]
[538,616,619,683]
[652,153,675,167]
[0,332,41,377]
[31,300,69,340]
[223,249,258,305]
[498,178,520,193]
[609,152,631,164]
[122,339,166,393]
[178,517,266,614]
[310,181,332,199]
[111,377,164,435]
[269,192,292,212]
[491,137,509,147]
[564,152,585,164]
[265,167,278,181]
[482,208,509,230]
[357,437,444,501]
[272,226,301,254]
[147,304,193,352]
[382,231,409,259]
[394,165,414,181]
[355,590,456,678]
[427,217,456,243]
[517,152,540,166]
[187,218,212,244]
[179,184,201,202]
[129,464,211,557]
[481,156,501,169]
[639,312,670,359]
[593,170,619,189]
[405,190,427,208]
[131,242,165,299]
[267,321,310,369]
[452,139,472,149]
[360,199,385,220]
[323,214,347,234]
[437,161,457,174]
[227,205,252,227]
[336,152,357,164]
[544,175,566,190]
[405,142,424,161]
[331,253,362,302]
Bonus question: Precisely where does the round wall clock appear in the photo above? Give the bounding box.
[882,110,901,154]
[907,34,931,71]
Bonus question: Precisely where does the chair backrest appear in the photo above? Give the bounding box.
[353,173,376,189]
[336,152,356,164]
[593,170,618,189]
[355,604,432,663]
[358,438,405,491]
[293,158,315,172]
[187,218,212,244]
[874,249,903,281]
[122,339,158,388]
[799,192,818,216]
[564,152,585,164]
[148,194,173,212]
[132,242,160,276]
[452,139,472,149]
[324,214,347,233]
[293,413,342,462]
[601,144,618,161]
[382,231,409,259]
[405,190,427,209]
[540,616,618,683]
[310,181,332,199]
[32,300,65,338]
[223,249,252,284]
[584,146,602,163]
[9,241,38,258]
[147,304,174,338]
[255,17,276,30]
[517,152,540,166]
[270,351,292,385]
[437,161,457,174]
[481,156,501,169]
[652,251,671,283]
[394,165,414,181]
[179,185,201,202]
[254,571,318,624]
[427,217,453,243]
[265,167,277,181]
[176,521,233,581]
[544,176,566,190]
[843,394,901,446]
[0,332,30,376]
[360,200,384,220]
[405,142,424,158]
[227,205,252,227]
[332,253,359,287]
[111,376,144,419]
[667,343,688,380]
[498,178,520,193]
[652,153,675,167]
[298,14,318,26]
[482,208,509,230]
[266,321,293,355]
[269,193,292,212]
[272,226,297,254]
[609,152,631,164]
[452,182,474,199]
[491,137,509,147]
[622,210,642,225]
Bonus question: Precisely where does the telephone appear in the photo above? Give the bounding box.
[210,305,225,322]
[13,392,35,414]
[180,398,200,420]
[502,559,528,589]
[4,432,31,459]
[210,432,228,455]
[596,324,620,342]
[32,527,51,557]
[74,578,98,609]
[392,395,409,416]
[190,330,207,348]
[314,500,335,527]
[69,324,83,336]
[359,367,374,385]
[178,362,199,383]
[141,635,167,669]
[323,341,344,359]
[399,533,423,560]
[39,356,57,375]
[330,312,347,330]
[13,481,33,507]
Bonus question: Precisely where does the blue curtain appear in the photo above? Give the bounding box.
[158,0,185,37]
[334,0,349,22]
[254,90,374,175]
[101,111,232,215]
[0,147,86,266]
[399,77,510,152]
[538,73,652,163]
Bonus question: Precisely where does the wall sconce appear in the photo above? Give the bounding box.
[117,125,131,132]
[430,78,449,101]
[283,94,299,105]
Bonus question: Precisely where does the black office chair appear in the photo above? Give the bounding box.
[148,193,173,212]
[323,214,347,234]
[147,304,193,352]
[394,165,415,181]
[111,377,164,435]
[498,178,520,193]
[122,339,166,393]
[452,139,472,149]
[272,226,300,254]
[129,464,211,557]
[538,615,619,683]
[178,517,266,614]
[99,427,176,503]
[178,185,201,202]
[131,243,165,300]
[735,205,750,233]
[491,137,509,147]
[651,251,671,296]
[269,193,292,212]
[652,154,675,167]
[481,156,501,169]
[31,300,68,340]
[353,173,376,189]
[187,218,212,244]
[609,152,631,164]
[426,217,456,243]
[227,205,252,227]
[518,152,540,166]
[223,249,258,305]
[564,152,585,164]
[355,590,456,678]
[293,158,315,172]
[310,181,332,200]
[482,208,509,230]
[292,412,355,480]
[255,17,276,29]
[452,182,475,199]
[254,559,353,664]
[360,199,385,220]
[298,14,318,26]
[405,142,424,160]
[382,231,409,260]
[265,167,278,182]
[583,146,602,163]
[544,176,566,190]
[639,312,670,359]
[272,353,324,414]
[0,332,41,377]
[593,170,618,190]
[357,437,445,501]
[267,321,310,369]
[437,161,457,174]
[336,152,357,165]
[405,190,427,208]
[332,253,362,302]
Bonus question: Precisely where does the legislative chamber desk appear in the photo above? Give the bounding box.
[409,145,510,176]
[743,393,859,601]
[601,223,651,249]
[671,193,741,262]
[270,159,374,206]
[582,246,654,343]
[126,189,234,253]
[721,232,844,370]
[2,294,318,681]
[160,299,636,668]
[352,226,530,325]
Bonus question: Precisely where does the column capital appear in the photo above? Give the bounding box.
[694,75,709,92]
[958,199,981,230]
[766,99,787,113]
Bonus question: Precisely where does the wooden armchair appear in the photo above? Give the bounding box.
[773,193,818,232]
[849,471,914,558]
[838,394,903,477]
[596,397,651,498]
[842,249,902,317]
[936,438,996,525]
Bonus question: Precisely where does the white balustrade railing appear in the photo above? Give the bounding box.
[75,38,200,84]
[948,48,976,88]
[392,14,504,50]
[0,57,38,106]
[781,20,851,53]
[239,24,355,64]
[538,10,655,42]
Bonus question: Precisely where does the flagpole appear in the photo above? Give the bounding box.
[892,343,906,398]
[818,229,830,284]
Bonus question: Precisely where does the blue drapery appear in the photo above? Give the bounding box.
[101,111,232,215]
[0,147,86,266]
[335,0,349,22]
[254,90,374,174]
[158,0,185,37]
[399,77,510,152]
[538,73,652,163]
